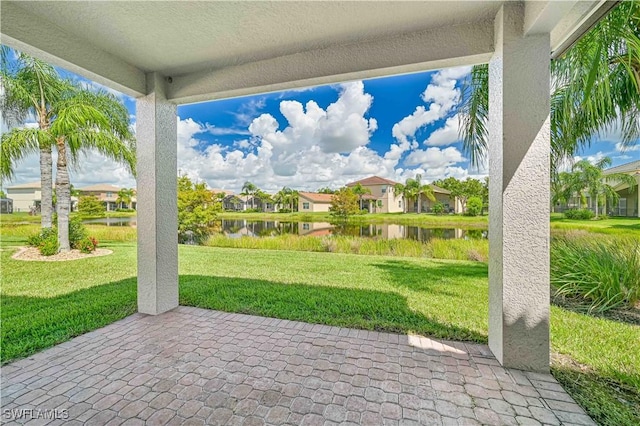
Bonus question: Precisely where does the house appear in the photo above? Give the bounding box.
[222,194,276,212]
[298,192,333,212]
[406,184,461,214]
[604,160,639,217]
[5,181,44,212]
[346,176,403,213]
[77,184,136,211]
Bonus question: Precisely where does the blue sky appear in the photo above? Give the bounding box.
[6,61,639,193]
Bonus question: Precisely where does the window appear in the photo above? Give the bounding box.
[381,185,387,194]
[377,200,383,207]
[398,201,402,208]
[106,192,113,197]
[303,202,310,210]
[303,223,310,230]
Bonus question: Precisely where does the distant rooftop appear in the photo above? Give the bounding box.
[6,181,42,190]
[78,184,125,192]
[346,176,399,187]
[298,192,334,203]
[604,159,640,175]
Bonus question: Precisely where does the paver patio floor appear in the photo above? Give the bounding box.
[1,306,594,425]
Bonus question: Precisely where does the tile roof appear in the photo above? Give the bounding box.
[6,181,42,189]
[78,184,124,192]
[299,192,334,203]
[346,176,399,187]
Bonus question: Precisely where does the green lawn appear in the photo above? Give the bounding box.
[550,213,640,235]
[1,240,638,425]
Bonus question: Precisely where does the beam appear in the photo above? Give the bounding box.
[1,1,146,98]
[167,21,494,104]
[524,0,579,35]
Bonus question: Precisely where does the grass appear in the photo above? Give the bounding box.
[1,237,639,424]
[551,235,640,312]
[205,234,489,261]
[550,213,640,235]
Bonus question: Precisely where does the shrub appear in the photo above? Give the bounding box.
[69,218,88,248]
[27,227,56,247]
[78,195,106,216]
[466,197,483,216]
[39,233,59,256]
[431,202,445,215]
[77,236,99,254]
[551,235,640,312]
[564,209,594,220]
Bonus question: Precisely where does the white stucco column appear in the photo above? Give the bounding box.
[488,3,550,372]
[136,72,179,315]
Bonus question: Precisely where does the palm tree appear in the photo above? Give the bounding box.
[240,181,258,210]
[351,183,372,211]
[550,171,574,213]
[288,189,299,212]
[2,53,135,251]
[410,174,436,213]
[460,1,640,169]
[116,188,135,209]
[571,157,636,218]
[1,52,67,229]
[394,182,416,213]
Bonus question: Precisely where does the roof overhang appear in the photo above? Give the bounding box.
[0,1,613,104]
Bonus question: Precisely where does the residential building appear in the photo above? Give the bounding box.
[77,184,136,211]
[5,181,44,212]
[406,184,461,214]
[298,222,333,236]
[346,176,403,213]
[604,160,639,217]
[222,194,276,212]
[298,192,333,212]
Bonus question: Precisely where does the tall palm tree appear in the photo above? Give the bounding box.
[351,183,372,211]
[240,181,258,210]
[571,157,636,218]
[116,187,135,209]
[460,1,640,169]
[394,182,416,213]
[2,53,135,251]
[550,171,574,213]
[288,189,299,212]
[1,52,67,229]
[410,174,436,213]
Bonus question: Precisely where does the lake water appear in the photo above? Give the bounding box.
[83,217,487,241]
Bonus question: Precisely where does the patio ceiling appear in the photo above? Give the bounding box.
[1,1,611,104]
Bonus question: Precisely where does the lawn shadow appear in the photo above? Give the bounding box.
[371,259,487,294]
[179,275,485,342]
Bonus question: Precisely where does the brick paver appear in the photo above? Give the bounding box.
[0,307,594,425]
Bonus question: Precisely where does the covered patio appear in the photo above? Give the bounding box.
[1,0,613,423]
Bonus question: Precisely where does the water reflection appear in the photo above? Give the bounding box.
[216,219,486,242]
[83,217,137,227]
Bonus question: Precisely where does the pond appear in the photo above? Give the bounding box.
[83,217,487,242]
[213,219,486,241]
[83,217,137,226]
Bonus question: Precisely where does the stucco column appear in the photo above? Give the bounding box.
[488,3,550,372]
[136,72,179,315]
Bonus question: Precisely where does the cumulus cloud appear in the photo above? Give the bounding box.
[424,115,461,146]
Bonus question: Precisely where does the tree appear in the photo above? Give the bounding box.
[116,188,135,209]
[178,175,217,243]
[351,183,372,211]
[1,52,67,229]
[317,187,335,194]
[329,187,358,219]
[393,182,415,213]
[466,197,483,216]
[240,181,258,209]
[78,195,105,216]
[460,1,640,169]
[395,174,435,213]
[571,157,637,218]
[1,50,135,252]
[255,190,273,212]
[550,172,574,212]
[433,176,487,213]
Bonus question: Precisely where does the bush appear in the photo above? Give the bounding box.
[39,233,59,256]
[78,195,106,216]
[116,208,135,212]
[431,202,445,215]
[551,235,640,312]
[564,209,594,220]
[27,227,56,247]
[69,218,88,248]
[77,236,99,254]
[466,197,483,216]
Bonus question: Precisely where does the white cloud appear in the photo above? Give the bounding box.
[615,142,640,152]
[405,147,465,168]
[424,115,461,146]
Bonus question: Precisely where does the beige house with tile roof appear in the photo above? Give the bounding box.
[5,181,46,212]
[346,176,403,213]
[77,184,137,211]
[298,192,333,213]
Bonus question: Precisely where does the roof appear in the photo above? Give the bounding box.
[78,184,123,192]
[299,192,334,203]
[430,184,451,195]
[211,189,234,196]
[6,181,41,190]
[346,176,399,187]
[603,160,640,175]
